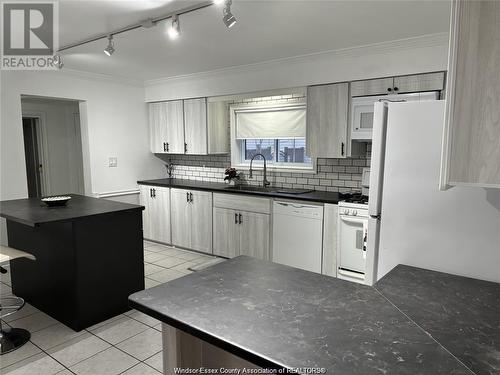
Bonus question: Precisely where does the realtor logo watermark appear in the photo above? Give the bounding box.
[1,1,59,70]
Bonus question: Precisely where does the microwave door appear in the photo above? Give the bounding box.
[351,103,375,140]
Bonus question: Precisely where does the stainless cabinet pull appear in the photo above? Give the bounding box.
[186,192,189,202]
[150,188,153,198]
[152,189,156,198]
[163,142,166,152]
[166,142,169,152]
[184,143,188,153]
[235,213,238,224]
[341,142,345,156]
[238,213,242,224]
[189,192,193,202]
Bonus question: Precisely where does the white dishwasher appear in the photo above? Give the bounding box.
[272,201,323,273]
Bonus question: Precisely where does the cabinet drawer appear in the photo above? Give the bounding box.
[213,193,271,214]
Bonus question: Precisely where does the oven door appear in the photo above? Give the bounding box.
[338,215,367,274]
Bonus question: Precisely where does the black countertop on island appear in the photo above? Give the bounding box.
[137,178,341,204]
[0,194,144,226]
[128,256,498,374]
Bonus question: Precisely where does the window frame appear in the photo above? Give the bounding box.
[230,102,316,173]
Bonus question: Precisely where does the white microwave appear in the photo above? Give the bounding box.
[351,92,440,141]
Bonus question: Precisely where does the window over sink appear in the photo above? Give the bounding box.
[230,102,313,171]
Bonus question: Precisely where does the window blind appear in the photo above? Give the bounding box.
[235,106,306,139]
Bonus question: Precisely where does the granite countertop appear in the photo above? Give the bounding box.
[375,265,500,375]
[129,256,493,374]
[137,178,341,204]
[0,194,144,226]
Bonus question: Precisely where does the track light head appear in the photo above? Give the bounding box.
[167,14,181,40]
[223,0,236,28]
[213,0,224,4]
[104,35,115,56]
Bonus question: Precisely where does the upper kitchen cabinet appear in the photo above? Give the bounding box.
[184,98,208,154]
[351,72,445,97]
[441,0,500,188]
[307,83,349,158]
[148,97,228,155]
[149,100,184,154]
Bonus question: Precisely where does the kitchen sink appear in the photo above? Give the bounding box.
[224,185,314,194]
[224,185,279,193]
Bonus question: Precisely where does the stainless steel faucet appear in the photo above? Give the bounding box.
[166,160,174,178]
[249,153,270,187]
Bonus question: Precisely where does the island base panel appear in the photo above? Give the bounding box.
[7,210,144,331]
[162,323,261,375]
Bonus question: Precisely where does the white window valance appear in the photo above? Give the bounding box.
[235,105,306,140]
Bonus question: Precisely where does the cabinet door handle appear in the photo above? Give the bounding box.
[163,142,166,152]
[387,87,392,92]
[235,213,238,224]
[189,192,193,202]
[341,142,345,156]
[186,192,189,202]
[150,188,153,198]
[238,213,242,224]
[153,188,156,198]
[393,86,399,92]
[166,142,169,152]
[184,143,188,153]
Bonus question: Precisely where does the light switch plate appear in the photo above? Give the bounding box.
[108,157,117,167]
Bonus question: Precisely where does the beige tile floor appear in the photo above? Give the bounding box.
[0,241,219,375]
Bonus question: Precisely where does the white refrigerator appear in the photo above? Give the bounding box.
[365,100,500,285]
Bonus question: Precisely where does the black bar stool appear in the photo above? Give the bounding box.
[0,246,36,355]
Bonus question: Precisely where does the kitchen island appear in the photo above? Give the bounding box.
[1,194,145,331]
[129,256,499,374]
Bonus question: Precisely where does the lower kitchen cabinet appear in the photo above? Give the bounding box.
[171,188,213,253]
[139,185,171,244]
[213,207,270,260]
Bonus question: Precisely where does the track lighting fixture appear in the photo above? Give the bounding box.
[213,0,224,4]
[104,35,115,56]
[167,14,181,40]
[53,54,63,69]
[223,0,236,28]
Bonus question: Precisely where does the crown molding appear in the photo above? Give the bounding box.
[145,32,449,87]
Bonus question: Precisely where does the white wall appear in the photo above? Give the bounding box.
[21,98,84,195]
[145,33,449,102]
[0,70,165,243]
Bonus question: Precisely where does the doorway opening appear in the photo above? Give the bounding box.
[21,96,85,197]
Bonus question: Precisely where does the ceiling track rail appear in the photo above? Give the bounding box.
[57,0,215,53]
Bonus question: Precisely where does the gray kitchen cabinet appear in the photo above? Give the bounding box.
[149,98,228,155]
[306,83,349,158]
[171,188,213,253]
[441,0,500,189]
[212,193,271,260]
[213,207,239,258]
[351,72,445,97]
[184,98,208,155]
[393,72,445,94]
[149,100,184,154]
[239,211,270,260]
[350,77,395,97]
[139,185,171,244]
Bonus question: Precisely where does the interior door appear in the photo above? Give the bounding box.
[213,207,239,258]
[171,188,191,249]
[151,187,171,244]
[239,212,270,260]
[164,100,185,154]
[189,190,212,253]
[139,185,153,240]
[184,98,207,155]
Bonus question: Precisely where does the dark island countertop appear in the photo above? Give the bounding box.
[129,256,488,374]
[0,194,144,226]
[375,265,500,375]
[137,178,341,204]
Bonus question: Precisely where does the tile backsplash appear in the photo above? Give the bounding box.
[156,94,371,194]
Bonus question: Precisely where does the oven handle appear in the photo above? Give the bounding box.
[339,216,367,225]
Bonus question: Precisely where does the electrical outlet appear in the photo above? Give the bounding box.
[108,157,117,167]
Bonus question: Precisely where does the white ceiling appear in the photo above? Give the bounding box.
[59,0,451,82]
